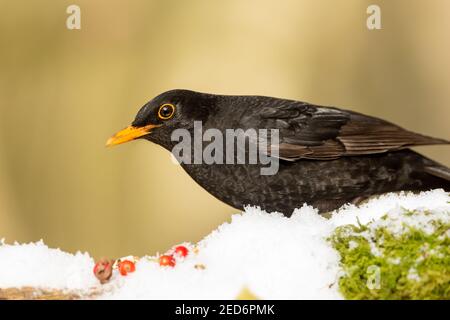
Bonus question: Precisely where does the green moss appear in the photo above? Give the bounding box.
[330,210,450,299]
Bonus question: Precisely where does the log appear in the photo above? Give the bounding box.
[0,287,101,300]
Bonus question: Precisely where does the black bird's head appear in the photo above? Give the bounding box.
[106,89,217,150]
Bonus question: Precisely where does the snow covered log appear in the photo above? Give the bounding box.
[0,287,94,300]
[0,189,448,300]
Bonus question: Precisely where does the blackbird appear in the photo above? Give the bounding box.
[107,89,450,215]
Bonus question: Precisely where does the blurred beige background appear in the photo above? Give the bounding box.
[0,0,449,258]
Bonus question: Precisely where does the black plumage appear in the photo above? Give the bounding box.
[108,89,450,215]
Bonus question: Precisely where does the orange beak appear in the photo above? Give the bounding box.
[106,124,161,147]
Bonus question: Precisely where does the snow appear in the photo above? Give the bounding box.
[0,240,97,291]
[0,189,449,299]
[328,189,449,227]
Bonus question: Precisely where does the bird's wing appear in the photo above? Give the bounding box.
[252,99,449,161]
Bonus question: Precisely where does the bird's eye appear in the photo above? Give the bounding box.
[157,103,175,120]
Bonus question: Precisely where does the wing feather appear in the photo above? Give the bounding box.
[257,101,449,161]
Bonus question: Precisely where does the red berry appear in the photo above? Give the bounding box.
[159,254,176,267]
[174,245,189,258]
[118,260,136,276]
[93,262,101,275]
[93,258,114,284]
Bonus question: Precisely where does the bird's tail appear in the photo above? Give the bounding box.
[421,158,450,191]
[424,164,450,181]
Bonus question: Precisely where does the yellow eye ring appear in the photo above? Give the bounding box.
[157,103,175,120]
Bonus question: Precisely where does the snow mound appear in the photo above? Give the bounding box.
[0,189,448,299]
[0,240,97,290]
